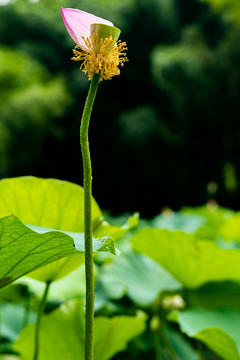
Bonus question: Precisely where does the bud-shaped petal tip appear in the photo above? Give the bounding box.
[61,7,114,48]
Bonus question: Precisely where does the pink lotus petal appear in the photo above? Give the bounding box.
[61,8,114,48]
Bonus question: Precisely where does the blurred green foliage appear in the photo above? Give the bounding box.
[1,0,240,216]
[203,0,240,25]
[0,46,70,177]
[3,200,240,359]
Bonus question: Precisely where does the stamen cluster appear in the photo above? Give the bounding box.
[72,34,128,81]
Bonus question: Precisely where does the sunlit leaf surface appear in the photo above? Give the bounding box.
[132,228,240,288]
[0,177,119,287]
[13,300,147,360]
[0,215,117,288]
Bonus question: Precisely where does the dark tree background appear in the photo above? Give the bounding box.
[1,0,240,217]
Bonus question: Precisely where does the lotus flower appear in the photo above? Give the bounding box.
[61,8,128,81]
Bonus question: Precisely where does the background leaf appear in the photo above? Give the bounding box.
[0,176,102,232]
[98,250,181,306]
[13,300,147,360]
[162,327,198,360]
[150,212,205,234]
[132,228,240,288]
[169,308,240,360]
[13,300,85,360]
[0,176,135,241]
[94,312,147,360]
[0,303,36,342]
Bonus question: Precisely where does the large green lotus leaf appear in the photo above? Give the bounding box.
[13,300,146,360]
[25,233,115,284]
[0,176,129,284]
[168,308,240,360]
[25,225,118,282]
[0,176,98,284]
[0,176,101,232]
[0,215,117,288]
[0,177,135,241]
[132,228,240,288]
[98,250,181,306]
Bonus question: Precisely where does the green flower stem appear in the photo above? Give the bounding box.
[80,73,100,360]
[33,281,51,360]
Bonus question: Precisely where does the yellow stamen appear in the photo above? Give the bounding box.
[72,33,128,81]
